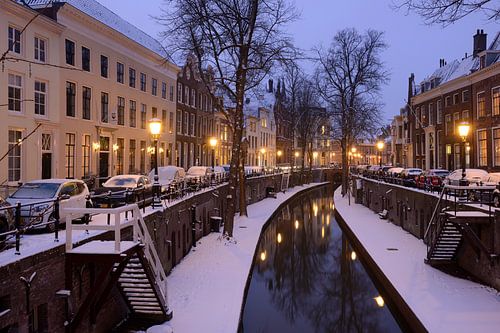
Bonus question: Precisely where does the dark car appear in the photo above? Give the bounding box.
[416,169,449,191]
[0,196,15,241]
[400,168,423,187]
[92,175,153,208]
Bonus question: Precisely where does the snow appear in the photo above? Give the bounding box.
[26,0,166,57]
[334,189,500,333]
[149,183,326,333]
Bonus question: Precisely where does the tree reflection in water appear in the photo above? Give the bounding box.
[240,186,401,333]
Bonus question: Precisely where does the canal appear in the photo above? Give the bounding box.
[239,185,403,333]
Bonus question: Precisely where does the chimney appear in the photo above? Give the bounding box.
[268,79,273,93]
[408,73,415,100]
[473,29,487,57]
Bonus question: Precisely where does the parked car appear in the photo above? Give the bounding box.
[386,167,404,183]
[6,179,90,232]
[185,166,213,186]
[213,166,228,179]
[400,168,423,187]
[148,166,185,193]
[443,169,489,186]
[93,175,153,208]
[416,169,449,191]
[469,172,500,206]
[244,166,264,177]
[0,196,15,240]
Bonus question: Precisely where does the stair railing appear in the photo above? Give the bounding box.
[132,206,169,310]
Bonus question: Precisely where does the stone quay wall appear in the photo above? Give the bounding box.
[352,177,500,290]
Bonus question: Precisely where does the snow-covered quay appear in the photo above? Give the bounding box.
[147,183,326,333]
[334,188,500,333]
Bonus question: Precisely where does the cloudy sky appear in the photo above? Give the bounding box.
[97,0,496,122]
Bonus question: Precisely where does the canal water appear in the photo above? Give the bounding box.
[239,186,403,333]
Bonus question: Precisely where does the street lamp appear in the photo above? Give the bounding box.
[376,141,385,167]
[277,150,282,165]
[148,118,162,208]
[457,122,470,184]
[209,137,218,168]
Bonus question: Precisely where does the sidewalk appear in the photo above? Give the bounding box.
[148,183,325,333]
[334,189,500,333]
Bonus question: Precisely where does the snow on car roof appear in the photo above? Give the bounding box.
[24,178,83,184]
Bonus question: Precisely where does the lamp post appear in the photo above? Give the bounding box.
[260,148,266,167]
[312,151,318,167]
[277,150,282,166]
[209,137,217,169]
[294,151,299,169]
[148,118,162,208]
[457,122,470,185]
[377,141,385,167]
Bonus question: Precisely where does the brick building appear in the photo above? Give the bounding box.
[410,30,500,171]
[175,56,217,169]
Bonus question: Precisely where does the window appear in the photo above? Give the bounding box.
[453,112,460,134]
[117,97,125,125]
[462,90,470,102]
[169,112,174,133]
[34,81,46,116]
[66,81,76,117]
[117,62,124,84]
[160,142,166,167]
[129,139,136,173]
[183,111,188,134]
[445,95,451,107]
[8,130,22,182]
[177,83,182,102]
[141,104,147,129]
[190,88,196,107]
[152,78,158,96]
[8,26,21,54]
[82,134,91,177]
[140,140,146,174]
[65,133,75,178]
[478,130,487,166]
[162,110,167,132]
[184,86,189,104]
[462,110,469,120]
[152,107,158,118]
[162,82,167,99]
[129,100,136,128]
[140,73,146,92]
[493,87,500,116]
[190,113,195,136]
[101,92,108,123]
[82,86,91,120]
[428,103,434,125]
[261,118,267,128]
[81,46,90,71]
[100,55,108,78]
[453,93,459,105]
[129,68,136,88]
[116,138,124,175]
[477,92,486,117]
[445,114,451,135]
[8,74,22,112]
[436,100,443,124]
[494,129,500,166]
[65,39,75,65]
[34,37,46,62]
[176,110,181,134]
[454,143,461,169]
[170,85,174,101]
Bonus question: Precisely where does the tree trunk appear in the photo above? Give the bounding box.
[239,145,248,216]
[341,138,348,195]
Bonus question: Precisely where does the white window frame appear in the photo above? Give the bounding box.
[34,36,46,62]
[477,129,488,167]
[477,91,486,118]
[492,86,500,116]
[34,80,47,117]
[8,73,22,113]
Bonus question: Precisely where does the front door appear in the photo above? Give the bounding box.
[99,153,109,178]
[42,153,52,179]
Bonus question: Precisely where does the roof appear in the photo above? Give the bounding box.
[416,30,500,95]
[24,0,167,58]
[243,83,276,119]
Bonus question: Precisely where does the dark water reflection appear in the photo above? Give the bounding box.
[239,186,402,333]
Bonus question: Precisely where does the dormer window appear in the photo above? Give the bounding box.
[480,55,486,69]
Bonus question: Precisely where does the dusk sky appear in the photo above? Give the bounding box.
[97,0,497,122]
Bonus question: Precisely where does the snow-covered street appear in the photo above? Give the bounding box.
[147,183,325,333]
[334,189,500,333]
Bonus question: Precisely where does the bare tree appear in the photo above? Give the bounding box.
[158,0,297,237]
[393,0,500,25]
[294,79,326,172]
[315,28,389,194]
